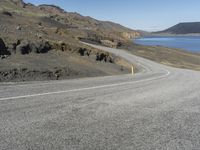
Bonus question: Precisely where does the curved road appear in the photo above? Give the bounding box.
[0,44,200,150]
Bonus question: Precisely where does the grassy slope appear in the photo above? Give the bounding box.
[0,1,135,82]
[0,0,199,83]
[119,42,200,71]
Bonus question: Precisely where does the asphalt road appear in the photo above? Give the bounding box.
[0,44,200,150]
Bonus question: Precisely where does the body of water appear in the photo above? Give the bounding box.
[134,36,200,53]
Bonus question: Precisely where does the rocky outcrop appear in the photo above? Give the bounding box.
[16,40,51,54]
[0,38,10,56]
[78,48,91,56]
[122,32,140,39]
[0,67,78,82]
[100,40,118,48]
[96,52,114,63]
[0,38,7,54]
[52,41,73,52]
[16,40,31,54]
[1,11,12,17]
[33,41,51,53]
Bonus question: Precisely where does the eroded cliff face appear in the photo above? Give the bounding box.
[122,32,140,39]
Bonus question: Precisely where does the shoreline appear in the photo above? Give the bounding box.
[133,36,200,54]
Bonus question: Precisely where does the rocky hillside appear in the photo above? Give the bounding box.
[0,0,140,43]
[155,22,200,34]
[0,0,137,82]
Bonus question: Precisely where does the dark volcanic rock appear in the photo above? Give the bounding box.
[16,40,52,54]
[0,38,10,56]
[16,40,31,54]
[1,11,12,17]
[95,52,114,63]
[31,41,51,53]
[78,48,87,56]
[0,38,7,52]
[78,48,91,56]
[0,67,79,82]
[52,41,74,52]
[37,41,51,53]
[7,40,21,54]
[96,53,108,62]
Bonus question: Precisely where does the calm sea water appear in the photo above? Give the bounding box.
[134,36,200,53]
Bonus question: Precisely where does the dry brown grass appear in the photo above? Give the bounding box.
[119,42,200,71]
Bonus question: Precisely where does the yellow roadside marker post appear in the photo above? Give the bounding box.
[131,66,134,75]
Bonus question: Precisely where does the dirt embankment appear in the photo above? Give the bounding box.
[0,36,131,82]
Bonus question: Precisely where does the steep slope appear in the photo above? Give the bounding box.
[38,4,140,40]
[155,22,200,34]
[0,0,136,82]
[0,1,140,42]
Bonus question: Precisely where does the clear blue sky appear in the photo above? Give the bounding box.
[24,0,200,31]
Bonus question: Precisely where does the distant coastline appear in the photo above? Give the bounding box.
[150,33,200,37]
[134,36,200,53]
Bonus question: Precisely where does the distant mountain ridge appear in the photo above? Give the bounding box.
[155,22,200,34]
